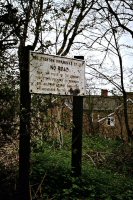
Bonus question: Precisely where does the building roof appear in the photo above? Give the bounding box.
[98,98,133,123]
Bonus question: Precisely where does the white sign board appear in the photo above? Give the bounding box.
[29,52,85,95]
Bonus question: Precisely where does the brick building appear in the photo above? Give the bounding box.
[84,90,133,140]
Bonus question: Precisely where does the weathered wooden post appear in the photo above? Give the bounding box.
[17,46,31,200]
[72,56,84,177]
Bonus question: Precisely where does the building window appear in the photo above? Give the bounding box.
[107,116,115,127]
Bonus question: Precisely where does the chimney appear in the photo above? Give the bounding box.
[101,89,108,97]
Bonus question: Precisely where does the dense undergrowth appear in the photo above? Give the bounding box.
[0,134,133,199]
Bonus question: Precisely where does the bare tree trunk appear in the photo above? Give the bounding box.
[113,29,132,142]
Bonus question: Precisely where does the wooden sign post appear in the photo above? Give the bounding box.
[72,56,84,177]
[29,52,85,177]
[18,52,85,200]
[18,46,31,200]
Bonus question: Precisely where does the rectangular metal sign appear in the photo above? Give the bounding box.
[29,52,85,95]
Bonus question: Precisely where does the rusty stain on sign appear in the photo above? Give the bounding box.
[29,52,85,96]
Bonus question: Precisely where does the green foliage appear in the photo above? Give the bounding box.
[0,135,133,199]
[30,135,133,199]
[83,134,120,152]
[0,79,19,140]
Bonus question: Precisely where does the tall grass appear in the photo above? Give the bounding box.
[30,134,133,199]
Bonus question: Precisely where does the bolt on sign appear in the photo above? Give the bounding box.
[29,52,86,96]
